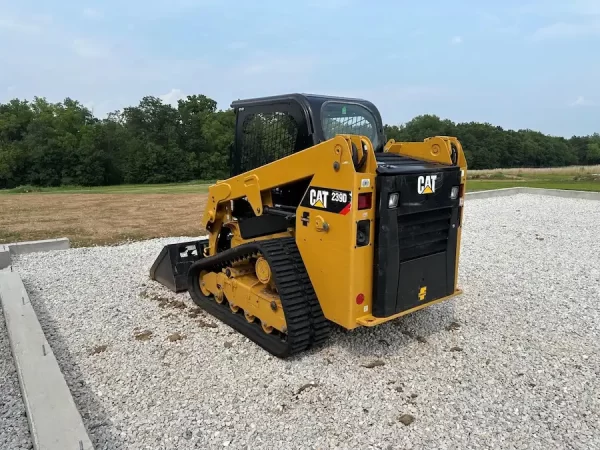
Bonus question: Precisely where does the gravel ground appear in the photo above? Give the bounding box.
[0,304,33,449]
[10,194,600,450]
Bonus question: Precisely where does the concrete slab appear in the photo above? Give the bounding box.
[523,187,600,201]
[465,187,600,201]
[8,238,70,256]
[0,272,94,450]
[465,187,525,199]
[0,245,9,270]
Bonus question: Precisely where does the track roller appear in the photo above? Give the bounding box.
[187,237,330,357]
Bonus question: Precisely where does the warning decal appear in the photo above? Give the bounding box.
[300,186,352,214]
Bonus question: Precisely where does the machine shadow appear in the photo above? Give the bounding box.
[321,300,458,359]
[24,286,127,450]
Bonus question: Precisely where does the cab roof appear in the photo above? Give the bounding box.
[230,93,382,125]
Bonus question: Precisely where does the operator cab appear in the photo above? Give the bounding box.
[228,93,387,238]
[229,93,386,177]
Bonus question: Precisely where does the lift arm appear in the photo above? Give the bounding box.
[202,134,376,232]
[384,136,468,178]
[202,134,467,255]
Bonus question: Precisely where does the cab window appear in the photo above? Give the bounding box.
[321,102,380,150]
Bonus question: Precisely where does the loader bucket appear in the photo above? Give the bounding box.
[149,239,208,292]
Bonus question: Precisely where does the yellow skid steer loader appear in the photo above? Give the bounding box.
[150,93,467,357]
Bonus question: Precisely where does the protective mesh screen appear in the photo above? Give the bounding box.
[322,115,375,139]
[239,112,299,173]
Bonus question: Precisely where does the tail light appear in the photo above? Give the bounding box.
[358,193,372,210]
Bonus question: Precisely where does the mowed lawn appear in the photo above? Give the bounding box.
[1,166,598,247]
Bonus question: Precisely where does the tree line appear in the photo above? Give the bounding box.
[1,94,599,189]
[385,116,600,170]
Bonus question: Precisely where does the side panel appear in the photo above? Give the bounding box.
[295,168,377,330]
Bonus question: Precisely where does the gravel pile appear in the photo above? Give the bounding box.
[0,304,33,449]
[11,194,600,450]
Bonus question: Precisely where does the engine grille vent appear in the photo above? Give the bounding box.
[397,207,452,262]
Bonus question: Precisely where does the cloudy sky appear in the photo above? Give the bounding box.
[1,0,599,137]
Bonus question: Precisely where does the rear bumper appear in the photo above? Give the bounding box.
[356,289,462,327]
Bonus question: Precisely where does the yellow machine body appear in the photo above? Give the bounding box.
[151,94,468,357]
[199,135,466,332]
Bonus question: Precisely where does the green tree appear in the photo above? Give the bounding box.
[1,93,599,190]
[586,140,600,164]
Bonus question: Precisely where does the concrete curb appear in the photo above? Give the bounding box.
[8,237,70,255]
[0,245,9,270]
[0,238,70,269]
[465,187,525,199]
[0,272,94,450]
[466,187,600,201]
[522,187,600,200]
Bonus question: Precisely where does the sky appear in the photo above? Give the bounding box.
[1,0,599,137]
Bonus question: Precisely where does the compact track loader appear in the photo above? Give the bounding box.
[150,93,467,357]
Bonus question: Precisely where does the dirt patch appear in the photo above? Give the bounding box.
[295,382,319,396]
[398,414,415,426]
[188,308,203,318]
[361,360,385,368]
[141,291,189,311]
[0,192,207,246]
[167,332,185,342]
[133,330,153,341]
[88,344,108,355]
[446,321,461,331]
[197,318,218,328]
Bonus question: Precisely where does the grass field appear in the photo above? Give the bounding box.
[1,165,598,247]
[467,164,600,191]
[2,180,213,195]
[0,193,207,247]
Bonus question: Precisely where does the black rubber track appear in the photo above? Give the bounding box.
[186,237,330,358]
